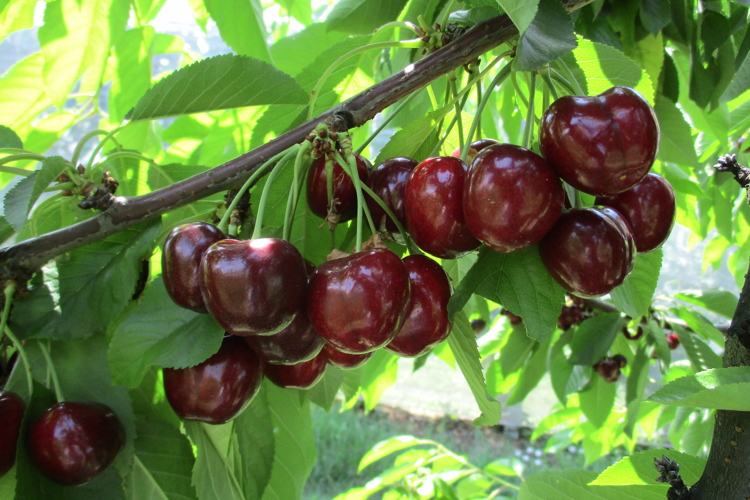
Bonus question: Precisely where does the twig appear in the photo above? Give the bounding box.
[655,455,692,500]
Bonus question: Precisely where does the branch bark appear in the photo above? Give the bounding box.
[0,0,593,282]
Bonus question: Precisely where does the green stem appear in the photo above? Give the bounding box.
[449,77,466,154]
[0,148,36,155]
[0,165,33,176]
[522,73,537,150]
[98,151,155,167]
[539,69,560,101]
[335,150,375,252]
[359,183,416,251]
[375,21,420,35]
[511,72,529,109]
[283,143,312,241]
[307,39,423,120]
[0,154,45,168]
[85,125,126,172]
[355,91,420,156]
[44,182,74,192]
[71,129,111,167]
[1,284,33,397]
[252,148,299,239]
[217,148,292,234]
[551,59,585,96]
[462,63,512,164]
[475,81,483,141]
[439,0,458,30]
[38,340,64,403]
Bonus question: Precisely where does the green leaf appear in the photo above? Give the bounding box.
[448,246,565,344]
[654,94,700,167]
[127,54,308,121]
[0,53,53,137]
[0,0,36,40]
[639,0,671,35]
[497,0,539,35]
[3,156,67,232]
[373,107,448,165]
[270,23,347,77]
[9,220,162,341]
[519,469,667,499]
[358,435,430,473]
[125,417,197,500]
[721,48,750,103]
[647,367,750,411]
[360,349,399,412]
[505,340,550,406]
[185,422,245,500]
[592,448,706,486]
[673,290,738,319]
[234,385,275,500]
[610,248,662,318]
[204,0,271,63]
[326,0,409,34]
[109,27,156,123]
[107,278,224,388]
[674,325,722,372]
[447,312,502,426]
[0,124,22,148]
[579,373,616,428]
[262,383,317,500]
[308,365,345,411]
[568,313,623,366]
[514,0,576,72]
[277,0,313,24]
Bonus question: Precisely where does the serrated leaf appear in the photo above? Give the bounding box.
[109,26,156,123]
[447,7,503,27]
[592,448,705,486]
[3,156,67,232]
[262,383,316,500]
[326,0,409,34]
[647,367,750,411]
[107,278,224,388]
[639,0,671,35]
[673,290,738,319]
[654,94,700,167]
[448,246,565,344]
[358,436,430,473]
[514,0,576,72]
[270,23,347,77]
[721,49,750,103]
[568,313,623,366]
[610,248,662,318]
[674,325,722,372]
[374,106,448,165]
[519,469,667,499]
[9,220,162,341]
[0,124,22,148]
[185,422,245,500]
[497,0,539,35]
[127,54,308,121]
[234,385,275,499]
[125,418,197,500]
[204,0,271,63]
[308,366,345,411]
[579,374,616,428]
[447,312,502,426]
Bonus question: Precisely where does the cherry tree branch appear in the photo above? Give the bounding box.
[0,0,594,282]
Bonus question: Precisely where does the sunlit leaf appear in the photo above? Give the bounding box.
[204,0,271,63]
[647,367,750,411]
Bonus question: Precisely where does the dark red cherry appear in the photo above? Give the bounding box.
[595,172,675,253]
[451,138,501,164]
[539,207,636,298]
[264,352,327,389]
[540,86,659,196]
[307,248,411,354]
[0,391,25,477]
[623,324,644,340]
[366,157,418,232]
[199,238,307,336]
[666,332,680,350]
[594,358,621,383]
[245,312,324,365]
[322,343,373,369]
[162,222,225,312]
[405,156,480,259]
[163,336,263,424]
[307,153,370,222]
[26,402,125,486]
[386,255,452,358]
[464,144,565,253]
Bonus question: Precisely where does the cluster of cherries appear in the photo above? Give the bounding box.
[0,391,124,486]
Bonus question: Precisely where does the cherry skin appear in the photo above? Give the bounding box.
[163,335,263,424]
[307,248,411,354]
[405,156,480,259]
[666,333,680,350]
[386,255,453,358]
[595,172,675,253]
[539,207,636,298]
[464,144,565,253]
[264,352,327,389]
[539,86,659,196]
[26,402,125,486]
[162,222,225,313]
[0,391,25,477]
[451,138,501,164]
[199,238,308,336]
[307,153,370,222]
[594,358,621,383]
[322,343,373,369]
[245,312,324,365]
[366,157,418,233]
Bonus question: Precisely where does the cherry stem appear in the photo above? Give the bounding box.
[96,151,155,169]
[38,340,64,403]
[1,283,33,397]
[355,91,420,156]
[449,77,466,154]
[252,147,299,240]
[71,129,110,167]
[306,39,424,121]
[282,142,312,241]
[358,183,420,254]
[440,0,458,30]
[522,73,537,150]
[0,164,34,177]
[551,59,585,96]
[84,125,127,172]
[335,149,375,252]
[461,63,512,164]
[44,182,74,193]
[539,68,560,101]
[374,21,421,35]
[475,82,483,141]
[218,148,292,234]
[0,153,46,168]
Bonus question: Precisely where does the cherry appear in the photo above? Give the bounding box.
[595,172,675,253]
[199,238,308,336]
[470,318,487,333]
[404,156,480,259]
[623,324,644,340]
[557,305,590,330]
[245,312,324,365]
[594,358,621,383]
[539,207,636,297]
[612,354,627,368]
[307,248,411,354]
[26,401,125,486]
[264,352,327,389]
[0,391,25,477]
[385,255,452,358]
[451,138,501,164]
[539,86,659,196]
[162,222,225,313]
[501,309,523,326]
[322,343,373,369]
[464,144,565,253]
[163,335,263,424]
[366,157,418,233]
[307,153,370,223]
[666,332,680,350]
